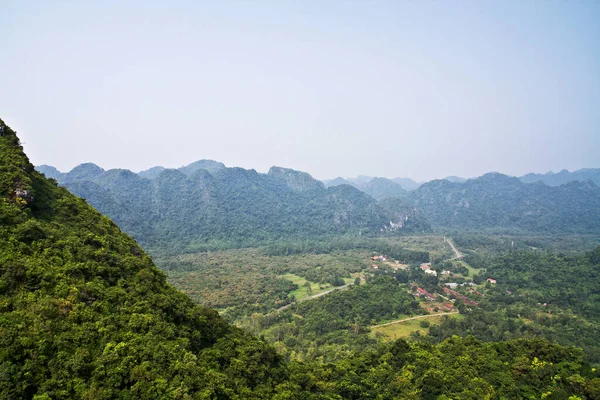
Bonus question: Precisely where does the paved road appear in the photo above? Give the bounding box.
[276,283,352,312]
[370,312,459,328]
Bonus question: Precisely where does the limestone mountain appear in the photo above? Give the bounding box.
[520,168,600,187]
[325,176,408,200]
[37,163,431,252]
[407,172,600,233]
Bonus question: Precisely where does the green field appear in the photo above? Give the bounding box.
[372,314,460,341]
[454,259,481,278]
[282,273,333,300]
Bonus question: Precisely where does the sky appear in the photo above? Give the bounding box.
[1,1,599,182]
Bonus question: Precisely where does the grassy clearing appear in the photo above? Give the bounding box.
[281,273,336,301]
[372,314,460,341]
[456,259,480,277]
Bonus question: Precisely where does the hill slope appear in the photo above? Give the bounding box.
[0,119,287,398]
[407,172,600,233]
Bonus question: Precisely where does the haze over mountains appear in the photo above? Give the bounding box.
[36,161,600,250]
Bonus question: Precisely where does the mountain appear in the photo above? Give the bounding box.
[137,165,166,179]
[322,176,357,188]
[349,175,375,185]
[0,118,288,398]
[35,164,64,180]
[407,172,600,233]
[179,159,226,176]
[520,168,600,186]
[37,163,430,252]
[138,159,226,180]
[360,177,408,200]
[391,177,421,191]
[442,175,467,183]
[268,166,325,191]
[325,176,408,199]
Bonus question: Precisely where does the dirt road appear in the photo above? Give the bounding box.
[370,312,459,328]
[276,283,352,312]
[445,237,464,259]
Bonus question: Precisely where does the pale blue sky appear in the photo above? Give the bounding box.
[1,1,599,181]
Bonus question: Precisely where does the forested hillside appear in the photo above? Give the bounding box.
[407,172,600,233]
[36,163,431,252]
[0,119,289,398]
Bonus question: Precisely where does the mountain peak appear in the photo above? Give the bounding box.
[65,163,105,182]
[180,159,226,176]
[268,166,324,191]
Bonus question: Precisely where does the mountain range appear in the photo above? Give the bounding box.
[407,172,600,234]
[36,161,600,247]
[36,162,430,252]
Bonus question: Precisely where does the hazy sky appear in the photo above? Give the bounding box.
[1,1,599,181]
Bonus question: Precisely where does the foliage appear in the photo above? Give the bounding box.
[0,119,289,398]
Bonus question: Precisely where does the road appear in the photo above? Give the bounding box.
[276,283,352,312]
[445,237,464,259]
[370,312,459,329]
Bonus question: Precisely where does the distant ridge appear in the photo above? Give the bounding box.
[324,176,410,199]
[407,172,600,233]
[520,168,600,187]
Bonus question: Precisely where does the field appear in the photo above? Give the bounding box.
[156,248,374,320]
[372,314,461,341]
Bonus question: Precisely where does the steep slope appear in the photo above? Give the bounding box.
[520,168,600,186]
[0,119,287,398]
[37,164,430,251]
[407,172,600,233]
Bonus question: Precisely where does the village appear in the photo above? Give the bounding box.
[368,250,497,316]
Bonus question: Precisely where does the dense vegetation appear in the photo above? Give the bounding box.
[246,277,422,362]
[37,163,431,253]
[0,119,291,398]
[407,172,600,233]
[428,248,600,363]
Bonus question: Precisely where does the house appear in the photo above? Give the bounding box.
[445,283,458,289]
[420,262,432,270]
[371,264,378,270]
[415,287,436,301]
[424,269,437,276]
[487,278,497,284]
